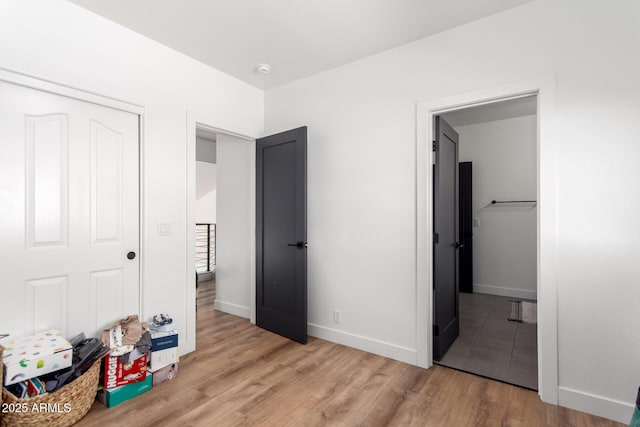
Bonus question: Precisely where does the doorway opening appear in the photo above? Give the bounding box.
[185,112,257,355]
[433,96,539,390]
[416,77,558,403]
[195,128,218,311]
[186,116,307,352]
[191,126,255,320]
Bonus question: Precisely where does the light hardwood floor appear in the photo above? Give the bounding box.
[196,276,216,310]
[77,308,624,427]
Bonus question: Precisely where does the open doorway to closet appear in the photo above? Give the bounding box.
[433,95,539,390]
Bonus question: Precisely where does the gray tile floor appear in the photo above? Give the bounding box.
[436,292,538,390]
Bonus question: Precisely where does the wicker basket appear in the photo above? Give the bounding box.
[1,358,101,427]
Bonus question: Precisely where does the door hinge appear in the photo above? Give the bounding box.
[433,233,439,244]
[432,141,437,152]
[433,325,439,336]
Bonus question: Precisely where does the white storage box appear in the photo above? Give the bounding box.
[1,330,72,386]
[149,347,179,371]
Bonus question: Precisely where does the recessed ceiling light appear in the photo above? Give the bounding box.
[255,63,271,74]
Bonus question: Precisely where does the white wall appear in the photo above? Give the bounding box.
[0,0,263,353]
[457,115,537,299]
[214,134,253,318]
[265,0,640,423]
[196,161,217,224]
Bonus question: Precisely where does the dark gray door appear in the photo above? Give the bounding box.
[256,127,307,344]
[433,117,459,360]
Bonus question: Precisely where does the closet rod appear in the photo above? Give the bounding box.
[490,200,537,204]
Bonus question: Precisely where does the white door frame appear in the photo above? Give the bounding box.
[185,111,257,354]
[0,65,146,328]
[415,76,558,404]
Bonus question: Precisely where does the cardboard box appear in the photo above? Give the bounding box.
[150,330,178,352]
[103,353,148,389]
[97,374,152,408]
[149,347,178,371]
[149,363,178,386]
[0,330,72,386]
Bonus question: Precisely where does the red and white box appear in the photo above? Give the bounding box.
[103,353,147,389]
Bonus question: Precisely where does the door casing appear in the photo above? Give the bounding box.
[416,76,558,404]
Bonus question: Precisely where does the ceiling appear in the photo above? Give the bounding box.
[69,0,533,90]
[441,95,537,128]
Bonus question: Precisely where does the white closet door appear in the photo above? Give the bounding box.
[0,80,139,339]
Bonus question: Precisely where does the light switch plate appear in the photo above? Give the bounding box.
[158,221,173,236]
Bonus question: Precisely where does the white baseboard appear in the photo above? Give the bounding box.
[307,323,416,365]
[558,386,634,424]
[473,283,536,300]
[214,299,250,319]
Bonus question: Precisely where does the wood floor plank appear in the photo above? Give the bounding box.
[76,308,625,427]
[196,278,216,310]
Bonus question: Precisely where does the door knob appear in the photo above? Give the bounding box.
[127,251,136,260]
[454,242,464,249]
[287,241,308,249]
